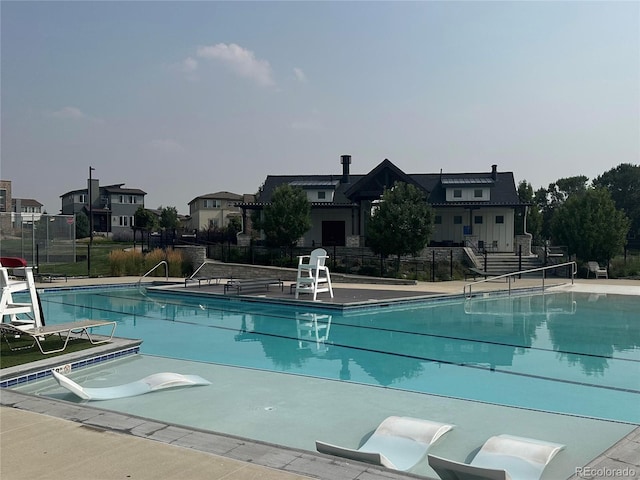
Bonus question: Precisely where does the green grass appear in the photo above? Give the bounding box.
[0,335,100,369]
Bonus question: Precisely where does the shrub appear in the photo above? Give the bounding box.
[108,249,144,276]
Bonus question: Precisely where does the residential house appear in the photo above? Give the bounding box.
[187,192,245,232]
[60,179,146,240]
[238,156,529,254]
[0,180,46,233]
[12,198,44,225]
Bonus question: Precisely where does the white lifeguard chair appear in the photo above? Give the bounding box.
[1,257,44,329]
[295,248,334,301]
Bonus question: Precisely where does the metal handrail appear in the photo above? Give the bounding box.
[463,261,577,298]
[137,260,168,287]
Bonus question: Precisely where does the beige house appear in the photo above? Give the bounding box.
[187,192,244,231]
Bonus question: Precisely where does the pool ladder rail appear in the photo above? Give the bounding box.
[463,261,577,298]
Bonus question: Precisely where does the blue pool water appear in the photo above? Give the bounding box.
[33,287,640,423]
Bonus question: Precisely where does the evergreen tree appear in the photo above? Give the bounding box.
[367,182,434,270]
[551,188,629,263]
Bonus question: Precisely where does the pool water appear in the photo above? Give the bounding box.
[33,287,640,423]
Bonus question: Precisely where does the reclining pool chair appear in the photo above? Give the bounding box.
[428,434,564,480]
[316,416,454,471]
[295,248,334,301]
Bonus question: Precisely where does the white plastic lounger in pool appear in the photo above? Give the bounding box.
[51,370,211,401]
[428,434,565,480]
[316,416,453,471]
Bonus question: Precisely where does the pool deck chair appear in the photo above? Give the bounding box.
[587,261,608,279]
[0,319,116,355]
[428,434,565,480]
[295,248,334,301]
[316,416,453,471]
[52,370,211,401]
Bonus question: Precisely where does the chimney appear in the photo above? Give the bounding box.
[491,164,497,181]
[341,155,351,183]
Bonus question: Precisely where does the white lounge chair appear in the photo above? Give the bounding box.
[52,370,211,401]
[295,248,334,301]
[316,416,454,471]
[587,261,608,279]
[428,434,564,480]
[0,320,116,354]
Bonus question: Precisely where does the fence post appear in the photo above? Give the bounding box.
[518,245,522,279]
[450,249,453,279]
[431,250,435,282]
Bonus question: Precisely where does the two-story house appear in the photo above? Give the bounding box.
[187,192,247,231]
[238,156,528,254]
[60,179,146,240]
[12,198,44,225]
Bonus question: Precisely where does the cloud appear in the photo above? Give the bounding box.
[182,57,198,73]
[45,106,87,120]
[293,67,307,83]
[196,43,274,87]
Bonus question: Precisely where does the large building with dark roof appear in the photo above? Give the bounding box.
[238,155,528,253]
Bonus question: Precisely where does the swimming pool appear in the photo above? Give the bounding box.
[29,286,640,424]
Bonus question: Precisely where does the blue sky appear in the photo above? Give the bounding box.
[2,1,638,214]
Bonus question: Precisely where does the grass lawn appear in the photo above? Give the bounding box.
[0,334,103,369]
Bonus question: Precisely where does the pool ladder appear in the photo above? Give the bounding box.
[137,261,169,287]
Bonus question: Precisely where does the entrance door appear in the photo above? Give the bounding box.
[322,221,345,246]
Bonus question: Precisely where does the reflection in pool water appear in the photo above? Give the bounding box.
[33,288,640,423]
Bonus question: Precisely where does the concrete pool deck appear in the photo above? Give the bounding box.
[1,276,639,480]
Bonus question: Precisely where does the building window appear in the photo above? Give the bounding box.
[453,189,462,198]
[318,191,326,200]
[474,189,483,198]
[203,199,221,208]
[496,215,504,224]
[474,215,483,224]
[119,216,129,227]
[453,215,462,225]
[78,194,86,204]
[435,215,442,225]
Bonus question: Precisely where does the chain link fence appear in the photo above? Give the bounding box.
[0,213,78,267]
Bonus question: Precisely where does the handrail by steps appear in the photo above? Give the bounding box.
[463,261,577,298]
[137,260,168,287]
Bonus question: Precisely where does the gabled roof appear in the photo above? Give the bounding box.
[188,191,243,205]
[244,159,523,208]
[12,198,43,207]
[343,159,426,201]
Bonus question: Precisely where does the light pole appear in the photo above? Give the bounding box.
[88,166,95,276]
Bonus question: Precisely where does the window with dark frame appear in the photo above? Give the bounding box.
[496,215,504,224]
[474,215,483,224]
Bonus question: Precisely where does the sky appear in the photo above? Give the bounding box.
[1,1,639,215]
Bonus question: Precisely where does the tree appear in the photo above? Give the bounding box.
[516,180,542,245]
[225,216,242,243]
[537,175,589,242]
[134,207,158,232]
[134,206,158,245]
[75,211,89,239]
[366,182,434,270]
[159,206,180,231]
[592,163,640,240]
[550,188,630,263]
[255,184,311,249]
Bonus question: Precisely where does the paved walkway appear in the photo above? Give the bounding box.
[1,276,639,480]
